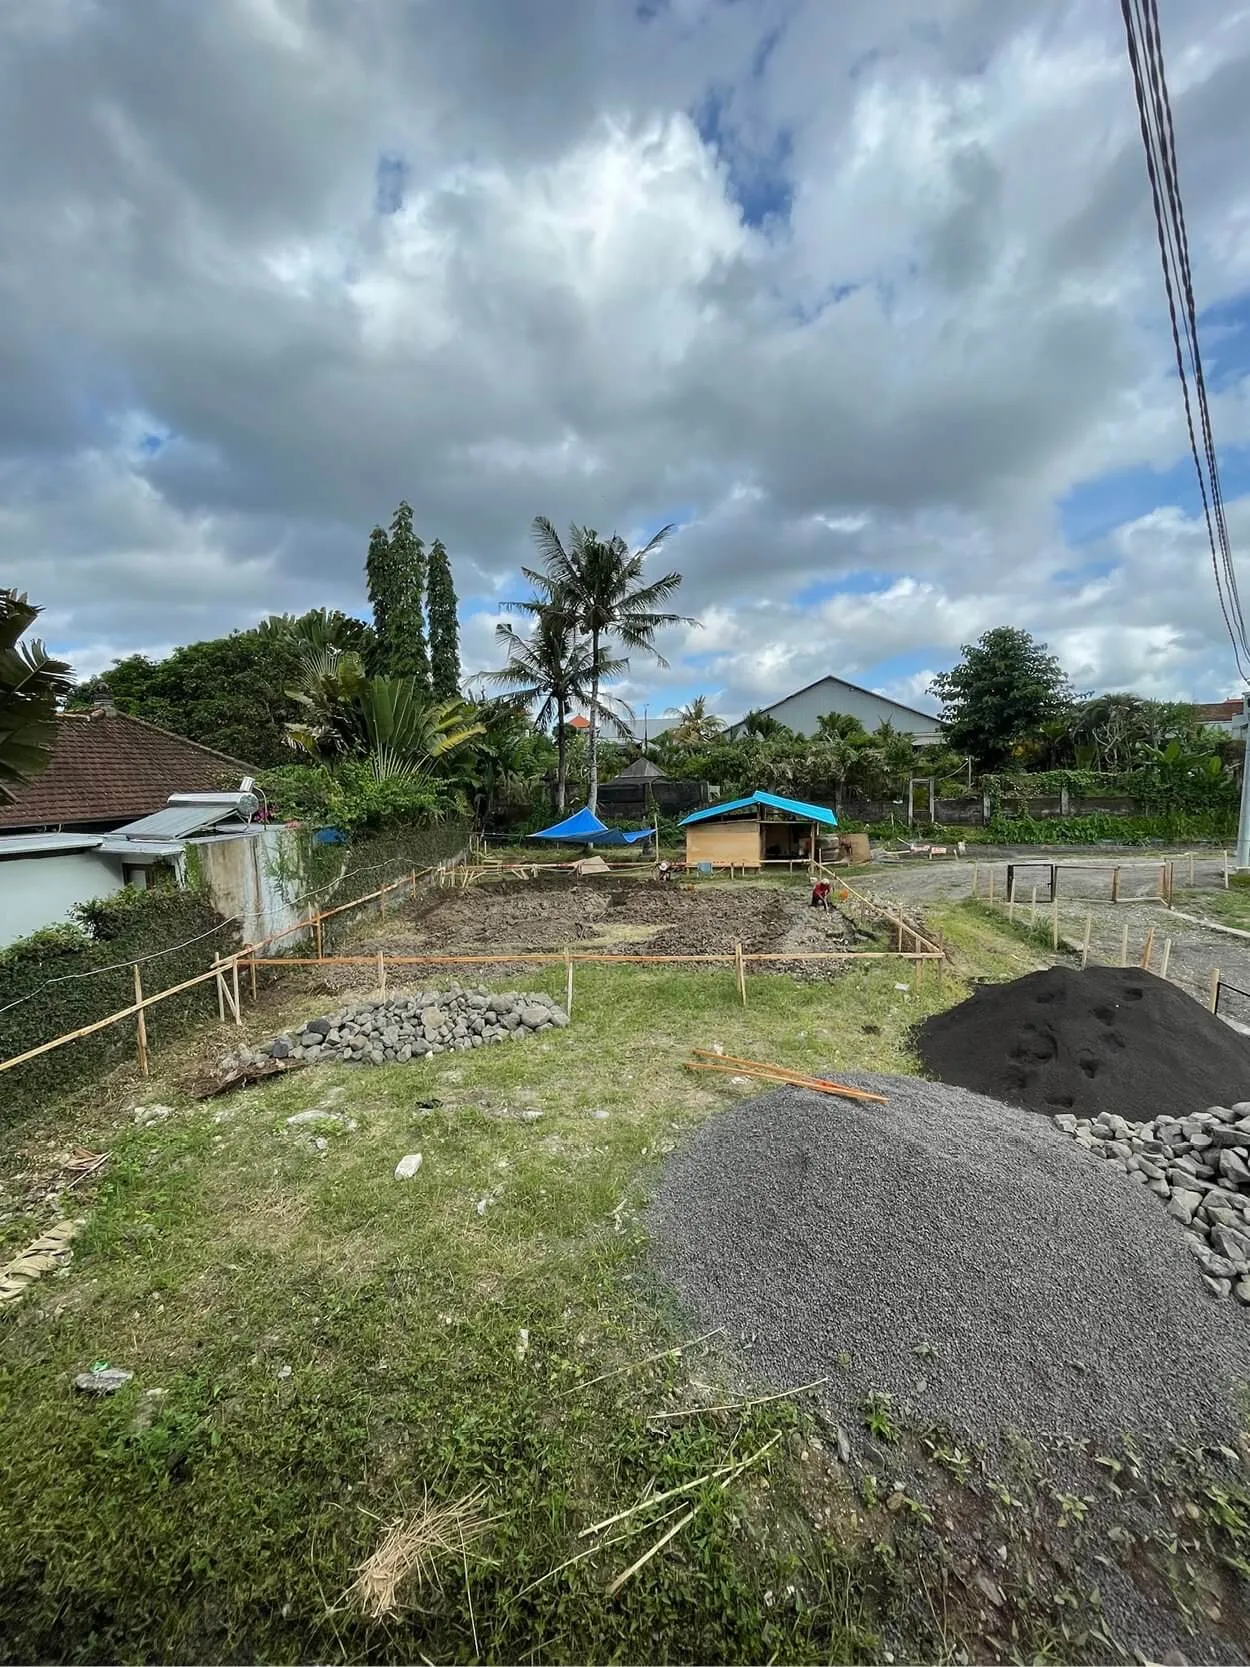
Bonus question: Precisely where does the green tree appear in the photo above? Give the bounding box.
[487,613,624,810]
[367,504,430,686]
[0,590,74,801]
[668,695,724,746]
[741,709,792,740]
[426,538,461,700]
[525,518,694,813]
[929,627,1072,773]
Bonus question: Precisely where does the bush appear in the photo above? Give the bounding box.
[0,887,228,1126]
[259,762,464,834]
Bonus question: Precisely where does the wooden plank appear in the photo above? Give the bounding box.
[134,964,149,1078]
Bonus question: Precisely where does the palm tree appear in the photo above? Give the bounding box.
[487,610,628,811]
[669,695,724,747]
[525,518,695,812]
[356,681,484,781]
[0,591,74,802]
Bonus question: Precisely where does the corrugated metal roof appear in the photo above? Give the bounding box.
[679,790,838,828]
[112,804,248,840]
[0,832,104,858]
[98,838,187,859]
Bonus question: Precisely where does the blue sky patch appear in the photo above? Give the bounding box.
[1060,444,1250,546]
[375,153,408,215]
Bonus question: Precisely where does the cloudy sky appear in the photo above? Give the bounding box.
[4,0,1250,724]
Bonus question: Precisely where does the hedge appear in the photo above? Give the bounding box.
[0,887,229,1127]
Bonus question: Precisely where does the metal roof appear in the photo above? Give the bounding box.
[609,756,668,782]
[0,832,104,858]
[111,804,248,841]
[98,838,188,860]
[679,790,838,828]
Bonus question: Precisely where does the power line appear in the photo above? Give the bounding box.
[1120,0,1248,675]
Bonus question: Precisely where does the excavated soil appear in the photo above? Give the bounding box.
[362,874,885,979]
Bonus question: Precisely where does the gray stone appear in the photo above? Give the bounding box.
[1168,1189,1204,1222]
[1213,1225,1250,1263]
[269,1037,292,1059]
[1236,1280,1250,1305]
[421,1006,446,1030]
[1205,1276,1233,1299]
[549,1007,570,1027]
[488,994,515,1014]
[306,1016,332,1036]
[1147,1178,1171,1199]
[74,1367,134,1395]
[1220,1149,1250,1186]
[1137,1157,1165,1180]
[519,1005,549,1029]
[501,1010,521,1029]
[1209,1126,1250,1150]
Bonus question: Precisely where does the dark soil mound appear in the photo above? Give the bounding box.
[915,965,1250,1120]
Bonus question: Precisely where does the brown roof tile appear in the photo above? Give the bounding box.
[1195,700,1242,723]
[0,711,256,831]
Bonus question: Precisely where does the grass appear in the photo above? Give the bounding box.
[1174,883,1250,932]
[919,899,1055,982]
[0,957,956,1664]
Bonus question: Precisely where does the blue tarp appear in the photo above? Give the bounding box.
[679,790,837,827]
[529,806,655,846]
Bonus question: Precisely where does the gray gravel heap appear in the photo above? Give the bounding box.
[237,987,567,1070]
[650,1072,1250,1449]
[1054,1102,1250,1303]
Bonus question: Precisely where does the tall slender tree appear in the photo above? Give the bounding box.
[367,504,430,687]
[524,519,694,813]
[426,538,461,699]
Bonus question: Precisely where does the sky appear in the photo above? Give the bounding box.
[4,0,1250,725]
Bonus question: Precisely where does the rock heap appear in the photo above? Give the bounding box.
[1054,1102,1250,1301]
[239,988,569,1071]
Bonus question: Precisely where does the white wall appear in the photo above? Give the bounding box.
[0,852,125,948]
[740,680,941,740]
[192,824,325,949]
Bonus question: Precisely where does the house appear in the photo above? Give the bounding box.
[0,706,255,833]
[726,676,941,743]
[0,710,312,950]
[679,790,838,871]
[597,755,709,818]
[1195,700,1244,733]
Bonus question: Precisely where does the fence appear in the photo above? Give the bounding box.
[0,861,945,1089]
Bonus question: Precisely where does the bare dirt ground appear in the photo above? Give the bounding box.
[349,873,889,981]
[871,849,1250,1019]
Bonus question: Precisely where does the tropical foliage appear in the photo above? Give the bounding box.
[0,590,74,800]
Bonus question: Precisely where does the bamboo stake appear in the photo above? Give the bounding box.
[1008,870,1016,923]
[1112,866,1121,904]
[1120,922,1130,967]
[1081,910,1092,970]
[1210,968,1221,1013]
[214,954,225,1024]
[1051,890,1059,950]
[1189,851,1195,885]
[231,955,241,1025]
[735,940,747,1006]
[565,945,574,1018]
[686,1059,887,1104]
[377,949,386,997]
[973,859,980,899]
[380,884,387,919]
[315,914,324,961]
[1139,925,1155,971]
[694,1049,891,1099]
[249,955,258,1002]
[1225,850,1231,889]
[1160,938,1172,979]
[133,963,149,1077]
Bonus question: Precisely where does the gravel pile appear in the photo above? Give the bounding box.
[914,965,1250,1122]
[232,987,568,1070]
[650,1072,1250,1448]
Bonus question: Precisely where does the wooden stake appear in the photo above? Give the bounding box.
[133,963,149,1077]
[315,913,324,961]
[1120,922,1129,967]
[1225,850,1231,889]
[249,955,257,1002]
[377,949,387,997]
[1051,890,1060,950]
[1159,937,1172,979]
[1189,852,1195,885]
[231,956,241,1025]
[1209,967,1221,1013]
[565,945,574,1018]
[1081,910,1092,970]
[1139,925,1155,971]
[1030,884,1038,927]
[1111,866,1121,904]
[973,859,981,899]
[214,954,225,1024]
[735,940,747,1006]
[1007,870,1016,923]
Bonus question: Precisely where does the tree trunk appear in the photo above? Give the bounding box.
[587,634,601,816]
[555,697,568,812]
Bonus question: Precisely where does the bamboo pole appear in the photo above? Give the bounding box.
[314,914,324,961]
[380,884,387,919]
[1051,889,1059,950]
[377,949,386,997]
[565,946,574,1018]
[1209,968,1221,1013]
[236,948,945,968]
[1189,852,1195,886]
[1081,910,1092,970]
[249,955,258,1002]
[214,954,225,1024]
[1111,866,1121,904]
[735,941,747,1006]
[1139,925,1155,971]
[973,860,980,899]
[1225,850,1230,889]
[1160,938,1172,979]
[133,963,149,1077]
[1120,922,1130,967]
[231,955,241,1025]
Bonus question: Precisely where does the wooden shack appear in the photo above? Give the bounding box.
[679,791,838,872]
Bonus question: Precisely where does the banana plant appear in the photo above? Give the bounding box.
[0,590,74,802]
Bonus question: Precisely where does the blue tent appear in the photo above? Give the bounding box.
[529,806,655,847]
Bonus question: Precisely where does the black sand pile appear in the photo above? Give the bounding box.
[915,964,1250,1121]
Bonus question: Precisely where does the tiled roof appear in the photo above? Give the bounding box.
[1195,700,1242,723]
[0,711,256,831]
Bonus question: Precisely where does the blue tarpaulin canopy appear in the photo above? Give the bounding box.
[529,806,655,846]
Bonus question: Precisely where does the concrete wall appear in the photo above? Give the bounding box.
[0,850,125,948]
[734,680,941,741]
[191,824,321,949]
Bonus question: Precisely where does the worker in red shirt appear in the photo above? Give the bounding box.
[810,880,832,910]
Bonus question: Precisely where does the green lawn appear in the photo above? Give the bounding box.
[0,960,957,1664]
